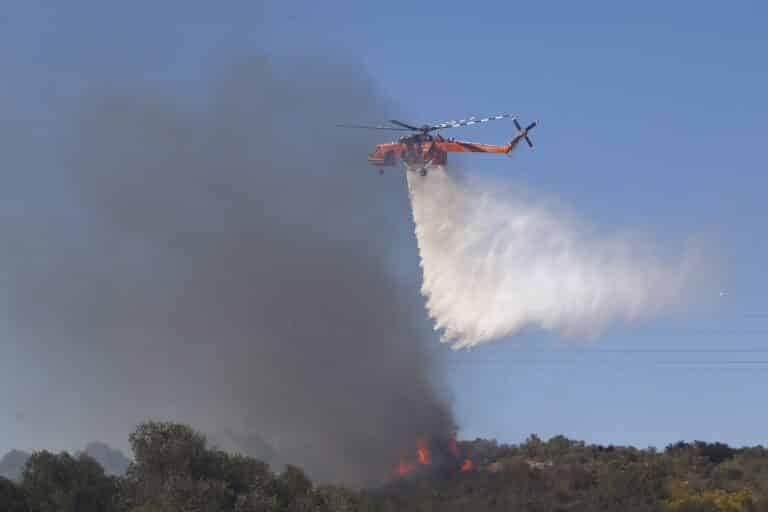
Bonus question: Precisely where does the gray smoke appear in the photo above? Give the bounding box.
[0,56,453,485]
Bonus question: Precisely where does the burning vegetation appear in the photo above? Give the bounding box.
[5,422,768,512]
[392,435,475,479]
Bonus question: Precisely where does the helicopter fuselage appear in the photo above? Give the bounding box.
[367,132,516,171]
[368,134,447,169]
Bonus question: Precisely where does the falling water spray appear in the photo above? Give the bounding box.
[407,166,706,349]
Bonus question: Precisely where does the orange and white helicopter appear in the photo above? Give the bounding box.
[339,113,536,176]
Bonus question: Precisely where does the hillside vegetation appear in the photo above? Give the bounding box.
[2,422,768,512]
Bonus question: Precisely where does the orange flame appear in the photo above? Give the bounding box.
[460,458,475,472]
[396,458,415,476]
[417,439,432,465]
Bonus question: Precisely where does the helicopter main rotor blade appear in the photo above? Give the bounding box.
[430,113,515,131]
[389,120,421,130]
[336,124,413,131]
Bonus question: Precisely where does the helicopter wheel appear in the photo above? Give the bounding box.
[420,168,427,177]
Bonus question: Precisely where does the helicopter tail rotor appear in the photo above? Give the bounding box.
[511,118,537,151]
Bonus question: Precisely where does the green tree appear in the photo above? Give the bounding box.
[0,476,29,512]
[276,464,313,511]
[664,487,753,512]
[123,421,211,507]
[314,485,363,512]
[21,451,116,512]
[522,434,544,459]
[234,488,279,512]
[122,421,287,512]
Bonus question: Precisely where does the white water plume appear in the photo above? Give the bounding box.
[407,166,705,349]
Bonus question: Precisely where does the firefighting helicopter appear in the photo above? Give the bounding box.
[338,113,537,176]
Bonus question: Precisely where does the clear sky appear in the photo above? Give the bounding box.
[1,1,767,455]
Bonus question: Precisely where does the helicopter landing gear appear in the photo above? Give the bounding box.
[419,168,428,177]
[378,168,384,176]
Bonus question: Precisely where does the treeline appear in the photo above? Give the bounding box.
[3,423,768,512]
[0,421,362,512]
[380,435,768,512]
[0,442,130,482]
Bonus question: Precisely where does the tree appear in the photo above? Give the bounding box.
[122,421,285,512]
[154,474,233,512]
[234,488,279,512]
[0,477,29,512]
[314,485,362,512]
[21,451,116,512]
[124,421,211,506]
[664,487,753,512]
[128,421,209,481]
[522,434,544,459]
[276,465,313,511]
[694,443,738,465]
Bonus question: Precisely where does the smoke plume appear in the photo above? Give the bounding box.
[0,56,453,485]
[407,167,705,349]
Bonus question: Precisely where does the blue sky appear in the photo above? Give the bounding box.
[269,1,768,447]
[1,1,767,455]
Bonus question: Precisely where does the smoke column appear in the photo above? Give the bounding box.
[0,56,453,485]
[407,166,705,349]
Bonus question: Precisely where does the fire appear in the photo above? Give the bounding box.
[396,458,415,476]
[417,439,432,465]
[392,437,474,479]
[393,438,430,478]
